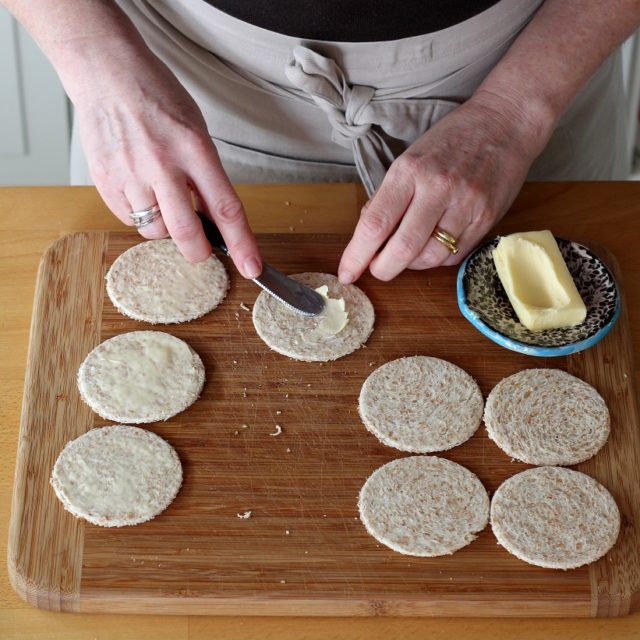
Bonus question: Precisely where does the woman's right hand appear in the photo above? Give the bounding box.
[74,52,262,277]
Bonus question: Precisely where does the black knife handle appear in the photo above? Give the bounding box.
[196,210,229,255]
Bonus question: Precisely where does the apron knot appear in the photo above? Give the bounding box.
[286,46,393,195]
[286,47,375,147]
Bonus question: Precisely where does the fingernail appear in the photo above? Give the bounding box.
[243,257,262,279]
[338,270,354,284]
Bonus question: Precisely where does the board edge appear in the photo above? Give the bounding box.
[7,231,108,611]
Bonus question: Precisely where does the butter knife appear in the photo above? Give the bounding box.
[196,211,325,317]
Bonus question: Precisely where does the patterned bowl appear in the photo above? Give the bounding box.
[456,236,620,356]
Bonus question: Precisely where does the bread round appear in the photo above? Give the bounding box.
[359,356,483,452]
[50,425,182,527]
[490,466,620,569]
[358,456,490,557]
[78,331,205,423]
[252,272,374,362]
[484,369,610,465]
[106,239,229,324]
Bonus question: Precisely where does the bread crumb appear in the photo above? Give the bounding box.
[289,226,295,231]
[280,579,286,584]
[270,425,282,437]
[307,383,311,387]
[304,551,309,554]
[284,201,290,206]
[241,423,250,429]
[234,430,239,435]
[233,360,238,364]
[285,530,290,535]
[276,410,282,415]
[285,393,289,399]
[369,362,374,366]
[286,447,291,453]
[234,312,240,320]
[237,511,252,519]
[240,302,251,311]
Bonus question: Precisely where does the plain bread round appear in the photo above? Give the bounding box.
[106,239,229,324]
[78,330,205,423]
[358,455,490,556]
[252,272,374,362]
[359,356,484,452]
[484,368,610,465]
[50,425,182,527]
[490,466,620,569]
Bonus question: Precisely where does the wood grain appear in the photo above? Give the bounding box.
[7,230,640,617]
[566,249,640,618]
[7,233,107,610]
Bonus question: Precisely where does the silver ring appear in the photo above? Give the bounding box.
[129,203,161,228]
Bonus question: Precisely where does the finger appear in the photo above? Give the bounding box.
[124,184,169,240]
[406,209,472,270]
[338,171,414,284]
[93,183,135,227]
[441,214,496,267]
[154,173,211,263]
[367,186,447,281]
[408,209,486,270]
[190,147,261,279]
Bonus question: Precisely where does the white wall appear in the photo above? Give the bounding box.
[0,7,71,186]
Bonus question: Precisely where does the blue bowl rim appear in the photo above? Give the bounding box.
[456,236,621,357]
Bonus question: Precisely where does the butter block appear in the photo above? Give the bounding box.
[492,230,587,332]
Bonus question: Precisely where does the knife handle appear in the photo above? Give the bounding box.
[196,210,229,256]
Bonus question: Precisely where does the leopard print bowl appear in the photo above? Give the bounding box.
[456,236,620,356]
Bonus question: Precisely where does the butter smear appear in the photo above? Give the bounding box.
[492,230,586,332]
[310,285,349,338]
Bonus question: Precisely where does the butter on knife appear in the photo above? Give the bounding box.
[492,230,587,332]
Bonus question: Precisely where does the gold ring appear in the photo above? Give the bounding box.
[432,227,459,255]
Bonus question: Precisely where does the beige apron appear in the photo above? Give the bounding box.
[70,0,630,189]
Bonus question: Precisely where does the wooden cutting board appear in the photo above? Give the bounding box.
[8,231,640,617]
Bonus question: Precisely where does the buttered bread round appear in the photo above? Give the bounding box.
[77,331,205,423]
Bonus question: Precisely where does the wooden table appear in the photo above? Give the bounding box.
[1,183,639,639]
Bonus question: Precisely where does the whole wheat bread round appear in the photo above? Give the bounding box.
[78,331,205,423]
[50,425,182,527]
[106,239,229,324]
[359,356,484,452]
[252,272,374,362]
[490,466,620,569]
[358,456,490,557]
[484,369,610,465]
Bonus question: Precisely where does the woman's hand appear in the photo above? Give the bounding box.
[75,53,261,276]
[338,90,551,283]
[3,0,260,274]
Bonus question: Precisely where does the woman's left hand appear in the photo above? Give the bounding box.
[337,90,552,283]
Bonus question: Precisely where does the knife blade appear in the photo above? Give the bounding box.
[196,210,325,317]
